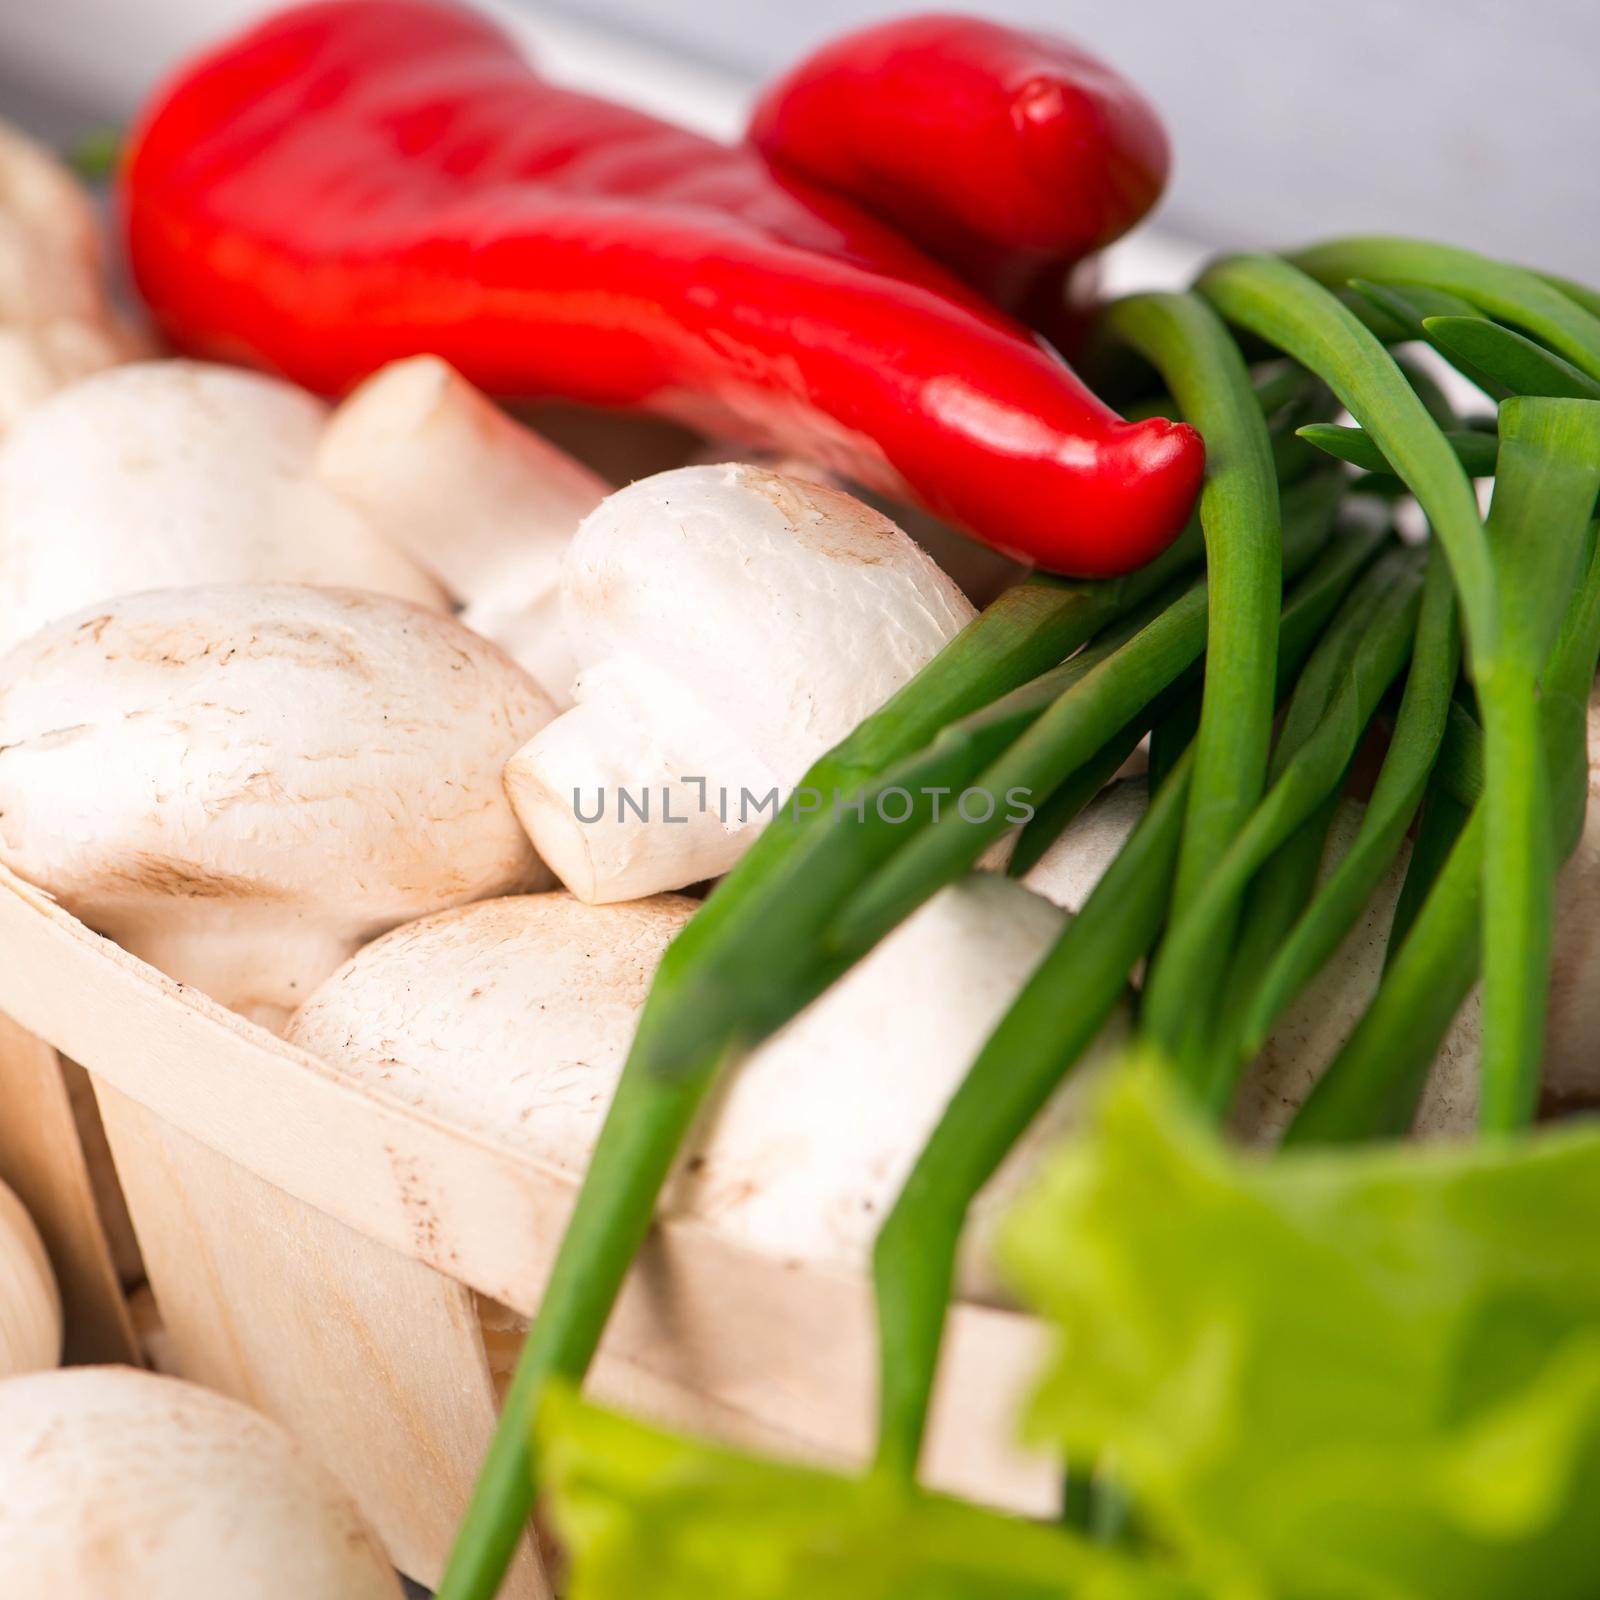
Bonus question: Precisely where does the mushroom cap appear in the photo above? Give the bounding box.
[674,873,1114,1295]
[288,876,1110,1298]
[286,891,698,1162]
[0,361,445,654]
[560,464,974,769]
[0,584,555,1020]
[0,1179,60,1379]
[0,1366,400,1598]
[509,465,975,900]
[1019,776,1150,914]
[0,321,129,438]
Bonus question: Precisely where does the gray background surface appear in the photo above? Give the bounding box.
[519,0,1596,275]
[4,1,1595,275]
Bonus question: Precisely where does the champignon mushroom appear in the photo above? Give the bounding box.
[0,1179,60,1379]
[287,892,697,1154]
[317,355,610,704]
[0,361,447,655]
[684,441,1026,606]
[503,464,975,903]
[0,584,555,1028]
[0,1366,400,1598]
[674,873,1119,1300]
[287,874,1115,1309]
[0,121,140,435]
[1022,779,1481,1137]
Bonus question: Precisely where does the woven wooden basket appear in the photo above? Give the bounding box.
[0,862,1057,1596]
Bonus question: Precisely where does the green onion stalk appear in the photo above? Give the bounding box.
[1008,472,1344,875]
[1096,294,1282,1043]
[816,474,1331,965]
[1198,248,1600,1133]
[869,517,1387,1486]
[440,239,1600,1598]
[435,484,1313,1597]
[1239,545,1459,1059]
[1300,421,1497,479]
[1142,543,1426,1107]
[1288,453,1600,1145]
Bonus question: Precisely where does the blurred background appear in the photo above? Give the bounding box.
[2,0,1595,275]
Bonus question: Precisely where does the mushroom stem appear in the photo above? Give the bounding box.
[0,120,142,435]
[318,356,609,702]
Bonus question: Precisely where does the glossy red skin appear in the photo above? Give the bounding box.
[122,0,1201,575]
[749,14,1171,315]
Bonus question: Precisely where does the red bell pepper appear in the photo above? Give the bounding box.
[748,14,1171,321]
[122,0,1202,575]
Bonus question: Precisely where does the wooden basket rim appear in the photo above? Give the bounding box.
[0,862,1056,1506]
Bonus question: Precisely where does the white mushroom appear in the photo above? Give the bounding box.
[0,584,555,1028]
[287,892,698,1157]
[0,1366,400,1598]
[677,873,1120,1299]
[288,875,1117,1308]
[1022,779,1481,1138]
[684,440,1026,605]
[0,121,140,435]
[504,464,975,903]
[1016,778,1150,915]
[0,360,447,655]
[0,1180,60,1379]
[317,356,610,703]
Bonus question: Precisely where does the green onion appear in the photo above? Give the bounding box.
[822,584,1211,954]
[868,522,1383,1484]
[1423,316,1600,401]
[1298,421,1497,478]
[1145,690,1201,795]
[1007,697,1175,878]
[827,480,1339,959]
[1098,292,1282,920]
[1395,354,1464,428]
[1197,255,1492,633]
[1433,697,1485,808]
[873,748,1194,1483]
[1008,471,1348,877]
[1473,398,1600,1128]
[1386,776,1471,960]
[1196,253,1584,1135]
[1288,503,1600,1144]
[1345,278,1484,339]
[1293,237,1600,381]
[1143,546,1425,1096]
[433,534,1206,1597]
[1240,545,1459,1056]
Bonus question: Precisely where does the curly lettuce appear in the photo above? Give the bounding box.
[1002,1064,1600,1599]
[539,1386,1203,1600]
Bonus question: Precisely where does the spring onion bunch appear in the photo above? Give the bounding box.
[441,239,1600,1600]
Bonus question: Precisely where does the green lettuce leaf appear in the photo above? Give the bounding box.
[539,1386,1205,1600]
[1002,1063,1600,1600]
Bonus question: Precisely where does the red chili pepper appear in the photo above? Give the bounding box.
[748,14,1171,321]
[122,0,1202,575]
